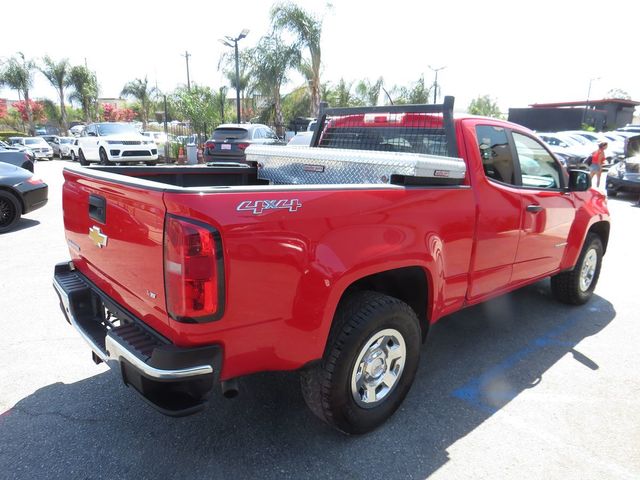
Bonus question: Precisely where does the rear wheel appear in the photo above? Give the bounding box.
[606,189,617,197]
[551,233,603,305]
[78,150,88,166]
[99,148,109,165]
[0,191,21,233]
[145,161,157,166]
[300,291,421,434]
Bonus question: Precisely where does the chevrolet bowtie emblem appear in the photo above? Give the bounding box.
[89,226,108,248]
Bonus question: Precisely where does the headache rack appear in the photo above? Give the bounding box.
[310,96,458,158]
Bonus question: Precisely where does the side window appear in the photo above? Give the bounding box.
[512,132,563,189]
[476,125,517,185]
[265,128,278,140]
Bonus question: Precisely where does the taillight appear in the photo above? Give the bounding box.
[205,141,216,151]
[164,215,224,323]
[236,143,250,151]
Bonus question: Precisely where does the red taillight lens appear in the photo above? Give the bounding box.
[164,215,223,323]
[205,141,216,151]
[236,143,250,151]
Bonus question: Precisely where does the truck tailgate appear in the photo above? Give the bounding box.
[62,168,170,335]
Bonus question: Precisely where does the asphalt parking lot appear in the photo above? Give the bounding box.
[1,160,639,480]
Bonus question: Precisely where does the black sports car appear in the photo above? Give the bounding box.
[0,162,48,233]
[0,149,35,172]
[606,135,640,197]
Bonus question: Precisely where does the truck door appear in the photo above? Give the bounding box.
[466,123,523,300]
[509,131,575,281]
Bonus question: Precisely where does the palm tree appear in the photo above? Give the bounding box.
[248,34,300,136]
[355,77,384,106]
[0,53,36,134]
[271,3,324,116]
[39,56,70,134]
[68,65,99,123]
[121,77,157,129]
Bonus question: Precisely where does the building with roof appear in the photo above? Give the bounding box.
[508,98,640,132]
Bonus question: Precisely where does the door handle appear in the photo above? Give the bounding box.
[526,204,543,213]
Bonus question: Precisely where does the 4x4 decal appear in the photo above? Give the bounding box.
[236,199,303,215]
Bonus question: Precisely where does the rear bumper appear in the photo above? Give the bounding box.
[20,184,48,214]
[52,261,222,416]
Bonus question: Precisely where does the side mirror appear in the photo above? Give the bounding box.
[568,169,591,191]
[87,131,97,137]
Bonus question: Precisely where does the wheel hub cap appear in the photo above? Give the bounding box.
[579,248,597,292]
[351,328,406,408]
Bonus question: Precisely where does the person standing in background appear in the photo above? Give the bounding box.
[590,141,607,188]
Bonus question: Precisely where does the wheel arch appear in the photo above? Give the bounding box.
[334,266,431,342]
[588,221,610,254]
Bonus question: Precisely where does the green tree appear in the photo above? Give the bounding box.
[468,95,502,118]
[606,88,631,100]
[247,33,300,136]
[271,2,325,116]
[121,77,157,129]
[354,77,384,106]
[172,84,221,138]
[326,78,355,107]
[68,65,99,123]
[39,56,70,134]
[0,53,36,134]
[393,76,431,105]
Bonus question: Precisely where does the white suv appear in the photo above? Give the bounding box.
[77,122,158,166]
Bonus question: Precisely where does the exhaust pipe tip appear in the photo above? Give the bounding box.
[221,379,239,399]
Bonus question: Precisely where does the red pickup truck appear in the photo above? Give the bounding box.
[53,98,610,434]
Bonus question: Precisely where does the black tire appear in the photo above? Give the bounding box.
[606,189,617,197]
[145,161,157,166]
[0,190,21,234]
[551,233,603,305]
[78,150,88,166]
[99,148,109,165]
[70,151,76,162]
[300,291,421,435]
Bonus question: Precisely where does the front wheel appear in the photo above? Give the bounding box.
[551,233,603,305]
[99,148,110,165]
[78,150,88,166]
[300,291,421,434]
[0,191,21,233]
[70,151,76,162]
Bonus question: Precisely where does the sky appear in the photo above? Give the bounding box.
[2,0,639,114]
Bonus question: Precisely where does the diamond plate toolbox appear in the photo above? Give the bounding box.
[246,145,466,185]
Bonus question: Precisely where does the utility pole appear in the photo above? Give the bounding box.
[182,51,191,91]
[582,77,601,127]
[429,65,446,103]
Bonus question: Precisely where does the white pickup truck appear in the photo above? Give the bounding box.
[77,122,158,166]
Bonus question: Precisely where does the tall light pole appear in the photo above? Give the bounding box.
[429,65,446,103]
[582,76,601,126]
[220,29,249,124]
[182,51,191,91]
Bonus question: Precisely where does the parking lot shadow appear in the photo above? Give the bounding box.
[0,280,615,480]
[6,218,40,233]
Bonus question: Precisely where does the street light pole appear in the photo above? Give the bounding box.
[429,65,446,104]
[582,76,601,127]
[220,29,249,124]
[182,51,191,91]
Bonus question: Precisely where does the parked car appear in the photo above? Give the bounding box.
[204,124,285,163]
[0,140,33,157]
[606,158,640,196]
[537,133,588,168]
[67,138,81,162]
[288,131,313,146]
[0,149,35,172]
[0,162,48,233]
[54,137,76,159]
[76,122,158,166]
[561,131,623,163]
[9,137,53,160]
